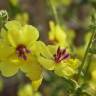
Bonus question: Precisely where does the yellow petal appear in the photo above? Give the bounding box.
[54,62,75,78]
[0,60,19,77]
[37,41,53,58]
[66,59,80,69]
[55,25,66,43]
[5,20,21,32]
[28,41,42,56]
[0,42,14,60]
[5,20,22,47]
[0,28,8,44]
[55,66,75,78]
[20,25,39,46]
[18,84,33,96]
[49,21,56,40]
[38,56,55,70]
[47,45,58,55]
[5,20,39,47]
[32,77,43,91]
[21,56,42,81]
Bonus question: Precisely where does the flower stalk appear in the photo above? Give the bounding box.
[48,0,60,25]
[76,15,96,81]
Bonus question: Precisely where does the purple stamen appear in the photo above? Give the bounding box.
[16,44,31,60]
[62,49,66,55]
[54,47,70,63]
[57,47,60,54]
[63,54,70,59]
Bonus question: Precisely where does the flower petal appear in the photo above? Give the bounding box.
[5,20,39,47]
[28,41,42,56]
[20,25,39,46]
[5,20,21,32]
[38,56,55,70]
[21,56,42,81]
[31,77,43,91]
[37,41,53,58]
[47,45,58,55]
[54,62,75,78]
[5,20,22,47]
[0,42,14,60]
[66,59,80,69]
[55,65,75,78]
[0,60,19,77]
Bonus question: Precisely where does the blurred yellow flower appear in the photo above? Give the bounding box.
[48,21,75,49]
[92,70,96,80]
[9,0,19,6]
[48,21,67,47]
[15,12,29,25]
[0,20,43,90]
[38,42,79,78]
[18,84,42,96]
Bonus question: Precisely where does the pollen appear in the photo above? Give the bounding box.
[16,44,30,60]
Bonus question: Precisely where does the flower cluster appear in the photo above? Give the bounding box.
[0,20,79,90]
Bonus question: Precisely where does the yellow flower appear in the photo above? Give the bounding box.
[18,84,42,96]
[38,42,80,79]
[48,21,75,48]
[48,21,67,47]
[15,12,29,25]
[0,20,43,90]
[9,0,19,6]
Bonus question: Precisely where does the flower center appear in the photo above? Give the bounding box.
[16,44,31,60]
[54,47,70,63]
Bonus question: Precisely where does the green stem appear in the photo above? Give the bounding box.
[84,32,96,77]
[48,0,60,25]
[77,31,96,81]
[84,54,92,78]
